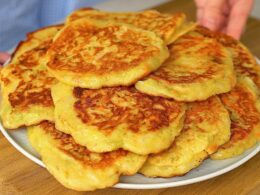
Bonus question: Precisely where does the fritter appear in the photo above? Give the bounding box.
[51,82,186,155]
[0,25,62,129]
[135,31,236,101]
[28,121,147,191]
[193,27,260,158]
[140,96,230,177]
[66,8,196,45]
[195,26,260,89]
[211,77,260,159]
[46,18,169,88]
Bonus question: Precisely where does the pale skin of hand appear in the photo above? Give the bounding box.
[0,52,10,65]
[195,0,254,39]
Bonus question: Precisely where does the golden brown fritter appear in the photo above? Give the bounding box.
[46,18,169,88]
[0,25,62,129]
[66,8,196,45]
[211,77,260,159]
[28,121,146,191]
[140,96,230,177]
[195,26,260,89]
[51,82,186,155]
[135,31,236,101]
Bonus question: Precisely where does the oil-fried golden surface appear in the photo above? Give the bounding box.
[0,25,62,129]
[10,25,63,65]
[28,121,146,191]
[194,26,260,159]
[195,26,260,89]
[211,77,260,159]
[46,18,169,88]
[7,70,54,109]
[66,8,196,45]
[135,31,236,101]
[51,82,186,155]
[140,96,230,177]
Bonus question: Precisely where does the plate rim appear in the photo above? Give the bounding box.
[0,58,259,190]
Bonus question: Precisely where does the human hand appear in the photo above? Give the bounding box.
[0,52,10,65]
[195,0,253,39]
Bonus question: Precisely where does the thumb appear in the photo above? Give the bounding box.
[226,0,253,39]
[201,0,226,31]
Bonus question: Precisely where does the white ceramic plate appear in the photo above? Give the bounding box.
[1,59,260,190]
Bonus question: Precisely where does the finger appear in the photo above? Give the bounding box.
[201,0,226,31]
[0,52,10,65]
[197,8,203,23]
[219,15,228,34]
[194,0,207,23]
[194,0,207,8]
[226,0,253,39]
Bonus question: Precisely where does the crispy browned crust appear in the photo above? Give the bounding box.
[47,22,159,74]
[2,25,63,111]
[8,72,55,109]
[40,121,128,168]
[195,25,260,88]
[10,24,63,61]
[184,97,225,128]
[73,86,183,134]
[220,84,260,146]
[195,26,237,46]
[15,40,52,67]
[6,48,55,110]
[151,34,226,84]
[67,8,186,43]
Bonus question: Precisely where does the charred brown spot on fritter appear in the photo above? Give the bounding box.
[73,86,183,133]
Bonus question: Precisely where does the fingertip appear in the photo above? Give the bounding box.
[202,14,225,31]
[226,0,252,40]
[201,10,225,31]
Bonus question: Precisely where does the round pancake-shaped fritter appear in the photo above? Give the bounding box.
[195,26,260,89]
[0,67,56,129]
[51,82,186,155]
[46,18,169,88]
[66,8,196,45]
[28,121,147,191]
[140,96,230,177]
[135,31,236,102]
[10,24,63,65]
[0,25,62,129]
[211,77,260,160]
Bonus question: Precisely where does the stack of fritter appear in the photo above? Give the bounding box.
[1,8,259,191]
